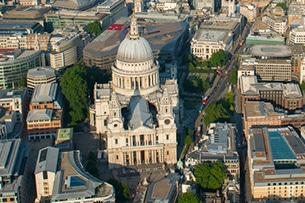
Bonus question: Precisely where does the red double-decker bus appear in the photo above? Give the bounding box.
[216,70,223,76]
[202,96,209,105]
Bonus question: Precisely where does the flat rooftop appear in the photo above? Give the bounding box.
[240,75,303,98]
[244,101,278,118]
[27,67,56,78]
[145,173,180,202]
[193,29,228,42]
[250,44,292,57]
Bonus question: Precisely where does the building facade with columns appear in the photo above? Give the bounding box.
[90,14,182,169]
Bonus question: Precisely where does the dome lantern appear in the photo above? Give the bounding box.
[129,11,139,39]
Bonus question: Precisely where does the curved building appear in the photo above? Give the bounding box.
[0,49,44,89]
[90,14,182,169]
[27,67,56,94]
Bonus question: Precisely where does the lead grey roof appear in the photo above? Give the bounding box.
[27,67,56,78]
[129,96,153,130]
[35,147,59,174]
[27,109,53,122]
[31,83,58,104]
[0,139,23,176]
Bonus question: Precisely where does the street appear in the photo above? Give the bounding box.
[189,22,252,202]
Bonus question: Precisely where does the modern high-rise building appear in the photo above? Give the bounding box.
[90,13,182,169]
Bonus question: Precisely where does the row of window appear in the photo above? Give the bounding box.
[268,182,305,186]
[114,135,170,145]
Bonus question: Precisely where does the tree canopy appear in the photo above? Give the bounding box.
[194,161,227,190]
[222,90,235,114]
[229,68,238,85]
[60,61,89,126]
[178,192,201,203]
[210,49,228,67]
[17,78,26,88]
[184,134,193,146]
[87,20,102,36]
[86,151,99,178]
[203,101,230,126]
[300,82,305,91]
[107,178,130,203]
[276,2,287,10]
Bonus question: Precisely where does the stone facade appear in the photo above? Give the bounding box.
[90,14,181,169]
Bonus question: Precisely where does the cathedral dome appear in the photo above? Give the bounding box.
[117,37,153,62]
[116,13,153,63]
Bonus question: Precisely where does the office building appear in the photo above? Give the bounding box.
[145,173,180,203]
[0,139,29,203]
[27,83,63,140]
[262,7,287,34]
[239,76,303,114]
[27,67,57,95]
[244,101,305,139]
[190,15,244,60]
[0,21,43,36]
[239,4,258,23]
[49,33,86,70]
[245,20,285,45]
[35,146,115,203]
[0,49,45,89]
[45,10,110,31]
[248,127,305,202]
[185,123,240,179]
[239,44,303,81]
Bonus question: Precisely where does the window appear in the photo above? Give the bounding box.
[115,139,118,144]
[156,136,159,144]
[116,155,119,160]
[43,171,48,179]
[167,151,169,155]
[166,135,169,140]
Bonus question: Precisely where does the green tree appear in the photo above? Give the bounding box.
[60,61,89,126]
[276,2,287,10]
[121,182,131,200]
[230,104,235,112]
[87,20,102,36]
[184,134,192,146]
[107,178,130,203]
[17,78,26,88]
[192,79,199,88]
[194,161,227,190]
[223,90,234,105]
[203,101,230,126]
[86,152,99,178]
[202,81,211,91]
[86,160,99,178]
[301,82,305,91]
[178,192,201,203]
[188,63,195,72]
[229,68,238,85]
[210,49,228,67]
